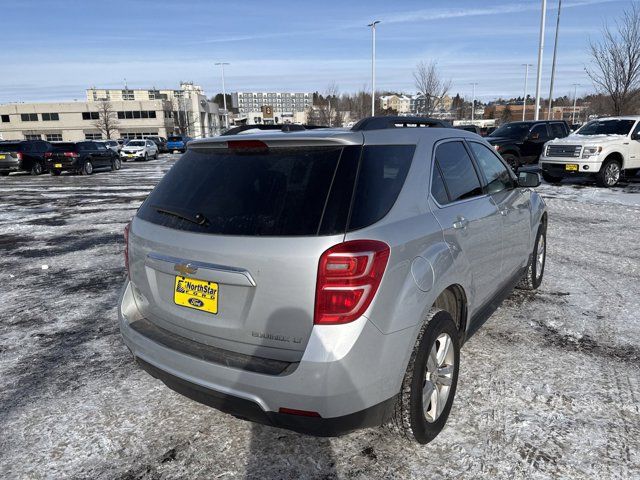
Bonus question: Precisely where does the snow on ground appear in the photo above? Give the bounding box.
[0,157,639,479]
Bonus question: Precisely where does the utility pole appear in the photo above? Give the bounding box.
[522,63,532,120]
[534,0,547,120]
[572,83,580,124]
[368,20,380,117]
[547,0,562,119]
[215,62,230,129]
[470,83,478,121]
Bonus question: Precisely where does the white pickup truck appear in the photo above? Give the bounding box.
[539,116,640,187]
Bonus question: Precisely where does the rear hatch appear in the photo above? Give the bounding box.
[48,143,79,168]
[0,142,21,169]
[128,134,415,362]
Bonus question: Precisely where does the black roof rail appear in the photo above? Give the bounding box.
[221,124,329,136]
[351,116,451,131]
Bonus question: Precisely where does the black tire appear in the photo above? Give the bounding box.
[154,151,158,160]
[30,162,43,175]
[144,153,148,162]
[625,168,639,178]
[502,154,520,172]
[0,171,10,176]
[81,161,93,175]
[541,171,562,184]
[517,223,546,290]
[596,158,621,188]
[50,170,61,176]
[388,309,460,444]
[111,158,121,171]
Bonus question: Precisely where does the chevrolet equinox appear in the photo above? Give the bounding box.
[118,118,547,444]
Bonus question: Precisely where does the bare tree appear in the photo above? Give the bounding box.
[93,100,119,139]
[413,61,452,115]
[314,83,341,126]
[586,4,640,115]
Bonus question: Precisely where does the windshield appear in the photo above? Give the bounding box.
[127,141,145,147]
[488,123,531,139]
[576,119,636,136]
[52,143,77,151]
[0,142,21,152]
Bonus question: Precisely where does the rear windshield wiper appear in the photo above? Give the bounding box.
[152,205,209,226]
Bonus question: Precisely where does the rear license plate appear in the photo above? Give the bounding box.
[565,164,578,171]
[174,276,218,314]
[0,155,5,160]
[54,163,62,168]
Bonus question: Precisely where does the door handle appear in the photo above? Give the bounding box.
[452,217,469,230]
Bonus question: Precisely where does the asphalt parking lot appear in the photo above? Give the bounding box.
[1,154,639,479]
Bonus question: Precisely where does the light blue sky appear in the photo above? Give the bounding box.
[0,0,636,103]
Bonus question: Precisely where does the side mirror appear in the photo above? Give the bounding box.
[632,133,640,141]
[518,171,541,188]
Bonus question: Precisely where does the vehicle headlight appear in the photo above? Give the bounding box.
[582,146,602,158]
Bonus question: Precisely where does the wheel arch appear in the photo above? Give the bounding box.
[603,151,625,169]
[432,284,469,342]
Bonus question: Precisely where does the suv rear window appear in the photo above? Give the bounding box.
[52,143,78,151]
[167,136,183,142]
[137,144,415,236]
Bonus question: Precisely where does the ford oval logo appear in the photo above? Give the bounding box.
[188,298,204,307]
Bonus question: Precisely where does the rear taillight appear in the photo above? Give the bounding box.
[124,222,131,278]
[64,152,79,157]
[314,240,390,325]
[44,152,52,158]
[227,140,268,151]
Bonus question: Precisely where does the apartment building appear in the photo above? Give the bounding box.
[0,83,222,142]
[379,95,412,114]
[231,91,312,124]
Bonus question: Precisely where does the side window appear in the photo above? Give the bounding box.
[434,141,483,203]
[549,123,565,138]
[632,121,640,138]
[469,142,514,195]
[430,165,450,205]
[96,143,107,151]
[530,124,549,140]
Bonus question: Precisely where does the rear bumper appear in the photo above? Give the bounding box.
[136,356,396,436]
[47,160,79,172]
[0,159,20,172]
[118,280,410,435]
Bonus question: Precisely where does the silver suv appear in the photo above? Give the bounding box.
[118,119,547,444]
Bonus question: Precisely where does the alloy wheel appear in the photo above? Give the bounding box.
[604,162,620,186]
[423,332,455,423]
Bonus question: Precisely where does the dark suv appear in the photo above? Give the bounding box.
[487,120,570,169]
[0,140,53,176]
[46,141,121,175]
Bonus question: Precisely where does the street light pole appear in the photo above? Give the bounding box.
[572,83,580,124]
[534,0,547,120]
[547,0,562,120]
[368,20,380,117]
[215,62,230,129]
[522,63,532,120]
[470,83,478,121]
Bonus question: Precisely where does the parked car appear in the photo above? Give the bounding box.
[120,139,159,161]
[454,125,482,135]
[166,135,192,153]
[540,116,640,187]
[487,120,570,170]
[0,140,52,176]
[101,139,121,153]
[119,119,547,443]
[145,136,168,153]
[46,141,121,175]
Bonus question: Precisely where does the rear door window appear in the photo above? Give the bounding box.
[530,124,550,140]
[433,141,483,203]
